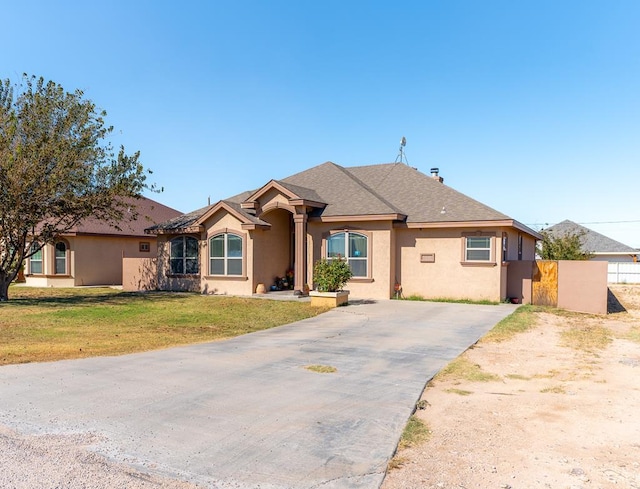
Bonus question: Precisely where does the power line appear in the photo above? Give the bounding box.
[526,220,640,227]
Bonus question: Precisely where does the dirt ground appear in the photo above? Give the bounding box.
[382,284,640,489]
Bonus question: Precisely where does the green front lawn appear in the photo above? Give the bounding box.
[1,286,326,365]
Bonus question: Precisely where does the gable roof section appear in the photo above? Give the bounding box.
[545,220,637,254]
[196,200,270,230]
[149,161,542,238]
[65,196,181,237]
[281,162,405,219]
[146,199,270,235]
[242,180,326,209]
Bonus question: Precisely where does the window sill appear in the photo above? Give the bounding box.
[348,277,374,283]
[460,261,497,267]
[204,275,248,281]
[26,274,70,278]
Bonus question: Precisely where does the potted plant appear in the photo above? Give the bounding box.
[309,258,353,307]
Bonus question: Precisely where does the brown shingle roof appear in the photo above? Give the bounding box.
[282,162,403,217]
[347,163,510,223]
[66,196,182,237]
[150,161,535,234]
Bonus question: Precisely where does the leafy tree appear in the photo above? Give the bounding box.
[538,229,593,260]
[0,74,154,300]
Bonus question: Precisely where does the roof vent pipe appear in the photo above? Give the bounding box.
[430,167,444,184]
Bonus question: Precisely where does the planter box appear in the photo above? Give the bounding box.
[309,290,349,308]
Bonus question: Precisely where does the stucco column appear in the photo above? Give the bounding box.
[293,213,308,294]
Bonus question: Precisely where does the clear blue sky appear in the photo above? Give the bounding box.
[3,1,639,247]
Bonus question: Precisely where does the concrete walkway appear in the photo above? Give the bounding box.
[0,300,517,488]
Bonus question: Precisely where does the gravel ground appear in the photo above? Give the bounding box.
[382,284,640,489]
[0,426,202,489]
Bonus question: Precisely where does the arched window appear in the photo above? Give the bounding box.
[327,231,368,277]
[170,236,199,274]
[55,241,68,274]
[209,233,243,276]
[29,243,43,274]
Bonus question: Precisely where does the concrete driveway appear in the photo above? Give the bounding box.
[0,300,516,488]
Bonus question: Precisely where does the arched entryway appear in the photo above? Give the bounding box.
[252,205,308,294]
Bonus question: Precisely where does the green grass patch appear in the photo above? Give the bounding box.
[400,294,499,305]
[398,415,431,450]
[1,286,326,365]
[304,364,337,373]
[445,388,473,396]
[540,385,567,394]
[481,304,540,343]
[434,357,500,383]
[559,324,613,352]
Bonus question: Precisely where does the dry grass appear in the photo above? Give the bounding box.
[481,304,540,343]
[304,364,337,373]
[559,323,613,352]
[0,286,327,365]
[433,357,500,383]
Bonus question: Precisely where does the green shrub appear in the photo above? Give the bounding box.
[313,258,353,292]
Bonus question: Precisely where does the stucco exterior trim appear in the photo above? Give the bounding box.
[313,214,405,223]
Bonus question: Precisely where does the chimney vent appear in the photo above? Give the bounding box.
[430,167,444,184]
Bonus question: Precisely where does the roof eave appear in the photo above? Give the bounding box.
[398,219,544,239]
[145,225,204,235]
[288,198,326,208]
[311,213,406,223]
[242,223,271,231]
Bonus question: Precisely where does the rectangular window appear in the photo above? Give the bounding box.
[502,234,508,262]
[326,231,368,278]
[518,234,523,260]
[465,236,491,261]
[139,242,150,252]
[209,233,243,276]
[55,242,67,274]
[30,245,43,274]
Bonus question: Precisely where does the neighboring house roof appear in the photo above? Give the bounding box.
[544,220,638,255]
[148,161,540,237]
[65,196,182,237]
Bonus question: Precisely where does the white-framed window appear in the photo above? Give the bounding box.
[209,233,243,276]
[465,236,492,262]
[327,231,368,277]
[170,236,199,275]
[30,243,43,274]
[55,241,67,274]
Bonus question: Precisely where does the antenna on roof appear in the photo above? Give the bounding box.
[394,136,409,164]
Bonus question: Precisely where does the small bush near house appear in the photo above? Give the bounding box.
[313,258,353,292]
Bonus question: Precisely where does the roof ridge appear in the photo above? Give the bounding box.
[335,164,405,215]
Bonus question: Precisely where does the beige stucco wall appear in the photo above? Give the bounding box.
[252,209,292,292]
[74,235,156,286]
[506,260,534,304]
[307,221,394,299]
[200,210,252,296]
[395,228,504,301]
[24,235,157,287]
[123,257,158,291]
[557,260,608,314]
